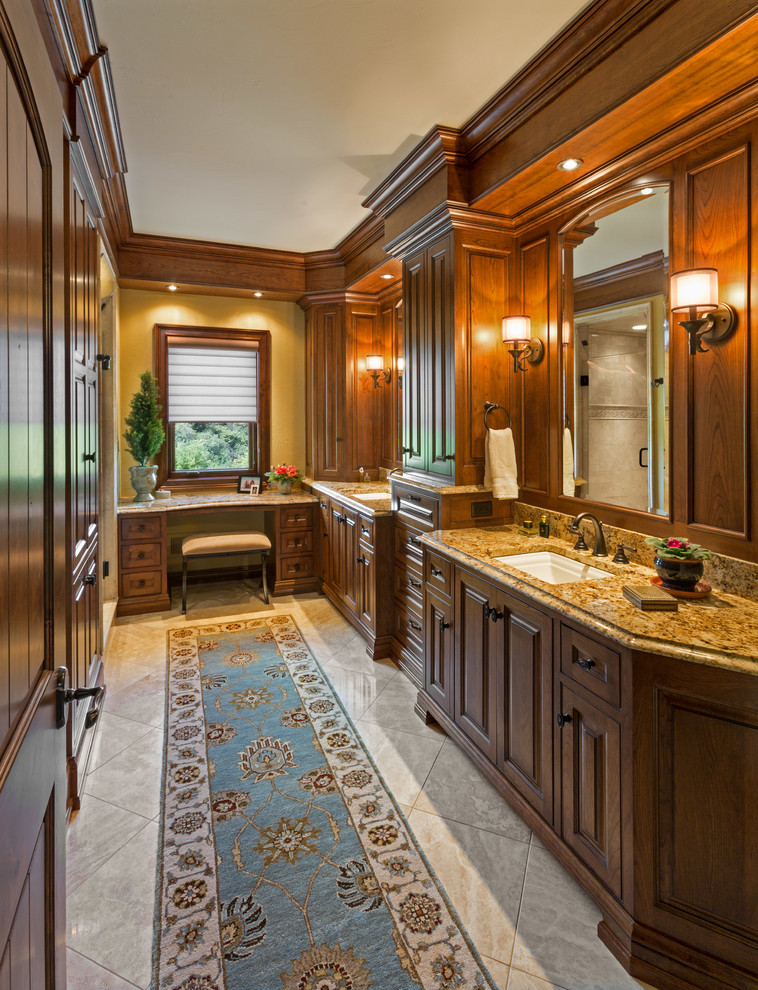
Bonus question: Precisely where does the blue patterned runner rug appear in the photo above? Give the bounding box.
[154,615,496,990]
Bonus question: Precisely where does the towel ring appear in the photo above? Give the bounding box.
[484,401,511,431]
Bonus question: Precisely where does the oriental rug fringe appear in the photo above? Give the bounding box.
[154,614,496,990]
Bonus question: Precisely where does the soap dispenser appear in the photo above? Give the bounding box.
[539,514,549,538]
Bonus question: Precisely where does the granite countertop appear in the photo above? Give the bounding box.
[422,527,758,676]
[306,480,393,515]
[117,491,319,513]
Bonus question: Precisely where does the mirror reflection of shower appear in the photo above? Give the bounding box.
[563,186,669,516]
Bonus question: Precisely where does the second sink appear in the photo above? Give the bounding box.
[493,550,613,585]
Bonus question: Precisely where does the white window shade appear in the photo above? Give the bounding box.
[168,345,258,423]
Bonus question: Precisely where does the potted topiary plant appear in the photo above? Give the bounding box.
[123,370,166,502]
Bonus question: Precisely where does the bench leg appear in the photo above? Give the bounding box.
[182,557,188,614]
[261,551,270,604]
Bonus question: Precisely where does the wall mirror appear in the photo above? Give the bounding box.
[561,184,670,516]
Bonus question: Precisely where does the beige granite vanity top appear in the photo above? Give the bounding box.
[306,480,392,515]
[117,491,319,513]
[423,527,758,676]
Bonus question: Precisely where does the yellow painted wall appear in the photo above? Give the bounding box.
[117,289,306,498]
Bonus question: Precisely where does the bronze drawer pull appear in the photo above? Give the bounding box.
[577,657,596,671]
[408,578,421,588]
[409,619,422,631]
[409,537,421,546]
[430,566,442,577]
[407,494,421,502]
[556,712,572,728]
[361,526,370,535]
[439,619,450,631]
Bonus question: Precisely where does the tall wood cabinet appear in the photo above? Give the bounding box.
[392,210,513,486]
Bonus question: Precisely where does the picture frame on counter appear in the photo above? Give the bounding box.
[237,474,261,494]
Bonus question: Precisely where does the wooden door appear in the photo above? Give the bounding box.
[559,683,622,897]
[66,152,102,806]
[426,235,455,479]
[496,595,554,822]
[317,496,331,586]
[0,11,67,985]
[454,570,498,761]
[329,503,346,597]
[402,249,426,474]
[357,543,375,631]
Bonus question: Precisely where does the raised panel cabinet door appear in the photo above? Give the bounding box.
[318,498,331,586]
[495,595,554,822]
[454,570,499,762]
[426,235,456,479]
[402,249,426,473]
[342,507,360,614]
[424,588,453,715]
[559,683,622,898]
[329,503,346,597]
[312,305,347,479]
[357,543,375,631]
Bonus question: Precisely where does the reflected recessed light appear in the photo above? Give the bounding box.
[167,284,178,291]
[380,273,394,280]
[641,187,655,195]
[632,324,648,330]
[253,291,263,297]
[557,157,583,172]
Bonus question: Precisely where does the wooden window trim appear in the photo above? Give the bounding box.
[153,324,271,492]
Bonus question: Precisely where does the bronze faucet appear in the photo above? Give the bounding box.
[570,512,608,557]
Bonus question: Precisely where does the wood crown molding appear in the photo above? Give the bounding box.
[383,201,513,260]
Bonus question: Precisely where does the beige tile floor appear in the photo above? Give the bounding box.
[66,582,660,990]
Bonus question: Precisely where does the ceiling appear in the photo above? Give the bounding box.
[92,0,590,254]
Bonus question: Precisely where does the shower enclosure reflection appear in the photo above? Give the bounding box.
[562,185,669,516]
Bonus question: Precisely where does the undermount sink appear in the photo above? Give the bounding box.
[493,550,612,585]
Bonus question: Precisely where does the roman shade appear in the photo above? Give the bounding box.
[167,344,258,422]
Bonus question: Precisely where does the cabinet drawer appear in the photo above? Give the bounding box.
[425,550,452,599]
[561,624,621,708]
[394,486,439,530]
[279,554,314,580]
[280,506,314,530]
[120,569,163,599]
[357,515,374,547]
[120,514,162,541]
[395,565,423,610]
[394,520,424,572]
[279,530,314,555]
[394,599,423,654]
[121,541,162,570]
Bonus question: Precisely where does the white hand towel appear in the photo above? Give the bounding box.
[562,427,575,496]
[484,427,519,499]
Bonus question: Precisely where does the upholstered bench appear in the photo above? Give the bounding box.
[181,531,271,614]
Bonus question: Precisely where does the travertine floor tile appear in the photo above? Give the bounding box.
[84,728,164,819]
[415,736,532,842]
[353,720,444,806]
[320,664,387,719]
[361,672,445,738]
[67,795,151,895]
[67,821,159,989]
[66,947,142,989]
[483,956,511,990]
[407,808,529,965]
[87,711,155,773]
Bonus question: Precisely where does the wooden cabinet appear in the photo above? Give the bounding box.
[273,505,318,595]
[418,549,758,990]
[318,493,393,660]
[305,302,347,480]
[117,513,170,615]
[402,235,455,481]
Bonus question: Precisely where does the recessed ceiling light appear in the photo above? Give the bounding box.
[253,291,263,297]
[632,324,648,330]
[641,187,655,195]
[167,284,178,291]
[557,157,583,172]
[380,273,394,280]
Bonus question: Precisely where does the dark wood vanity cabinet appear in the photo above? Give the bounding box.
[318,494,393,659]
[419,552,758,990]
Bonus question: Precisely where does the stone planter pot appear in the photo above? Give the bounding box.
[653,554,704,590]
[129,464,159,502]
[275,479,295,495]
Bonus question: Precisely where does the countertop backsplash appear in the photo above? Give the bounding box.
[514,502,757,599]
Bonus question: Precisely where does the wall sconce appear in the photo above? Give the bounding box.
[397,357,404,389]
[502,316,545,373]
[366,354,391,388]
[670,268,737,355]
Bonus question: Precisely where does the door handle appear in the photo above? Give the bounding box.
[439,619,450,631]
[55,667,105,730]
[556,712,572,728]
[638,447,648,468]
[84,574,97,586]
[83,451,96,462]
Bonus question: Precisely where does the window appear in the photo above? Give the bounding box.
[154,325,270,490]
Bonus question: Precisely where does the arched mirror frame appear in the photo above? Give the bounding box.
[558,180,672,523]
